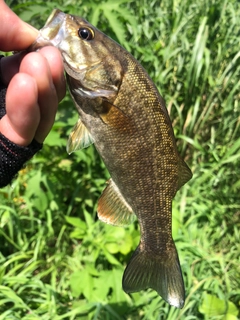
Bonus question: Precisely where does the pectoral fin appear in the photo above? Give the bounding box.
[97,99,130,128]
[67,118,94,154]
[97,179,136,226]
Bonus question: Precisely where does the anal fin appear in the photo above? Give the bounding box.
[97,179,136,226]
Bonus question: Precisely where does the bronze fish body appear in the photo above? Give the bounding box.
[31,10,192,308]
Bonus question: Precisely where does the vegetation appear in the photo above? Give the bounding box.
[1,0,239,318]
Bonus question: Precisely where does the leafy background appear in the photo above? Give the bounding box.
[1,0,240,319]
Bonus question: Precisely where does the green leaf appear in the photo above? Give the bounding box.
[107,269,128,304]
[102,248,121,266]
[65,216,87,230]
[44,129,66,147]
[70,270,94,300]
[199,293,239,318]
[92,271,111,301]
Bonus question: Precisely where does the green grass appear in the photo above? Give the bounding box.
[1,0,240,319]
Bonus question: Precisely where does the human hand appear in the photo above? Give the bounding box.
[0,0,66,145]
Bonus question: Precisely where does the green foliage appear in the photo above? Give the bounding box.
[1,0,240,319]
[199,293,239,319]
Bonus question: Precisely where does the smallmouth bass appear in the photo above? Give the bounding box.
[30,9,192,308]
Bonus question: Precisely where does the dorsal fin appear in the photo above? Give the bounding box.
[67,118,94,154]
[177,158,192,190]
[97,179,136,226]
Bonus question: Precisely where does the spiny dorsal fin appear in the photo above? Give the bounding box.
[97,179,136,226]
[177,158,192,190]
[67,118,94,154]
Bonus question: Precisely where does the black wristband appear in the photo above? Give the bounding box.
[0,133,42,188]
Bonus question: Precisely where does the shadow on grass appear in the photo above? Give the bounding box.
[95,301,142,320]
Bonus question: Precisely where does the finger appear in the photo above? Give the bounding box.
[19,52,59,143]
[0,47,66,98]
[0,0,37,51]
[0,52,25,86]
[0,73,40,146]
[38,47,66,102]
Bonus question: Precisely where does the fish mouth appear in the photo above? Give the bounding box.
[29,9,67,51]
[41,9,66,45]
[44,9,65,28]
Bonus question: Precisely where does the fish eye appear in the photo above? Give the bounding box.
[78,27,94,41]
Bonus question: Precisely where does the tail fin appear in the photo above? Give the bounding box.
[122,244,185,308]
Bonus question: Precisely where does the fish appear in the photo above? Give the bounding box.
[30,9,192,308]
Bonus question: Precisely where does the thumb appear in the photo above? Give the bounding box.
[0,0,38,52]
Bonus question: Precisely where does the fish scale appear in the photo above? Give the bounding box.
[29,9,192,309]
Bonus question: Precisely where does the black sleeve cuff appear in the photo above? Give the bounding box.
[0,133,42,188]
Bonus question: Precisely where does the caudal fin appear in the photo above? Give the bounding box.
[122,244,185,308]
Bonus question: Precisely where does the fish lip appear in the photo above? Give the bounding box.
[41,10,66,46]
[44,9,64,25]
[29,9,67,51]
[42,9,66,33]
